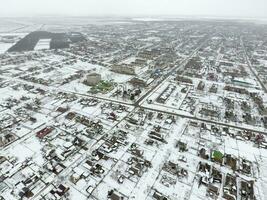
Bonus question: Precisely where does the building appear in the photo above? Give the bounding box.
[86,73,101,86]
[128,77,147,87]
[112,64,135,75]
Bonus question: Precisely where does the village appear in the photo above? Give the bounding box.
[0,18,267,200]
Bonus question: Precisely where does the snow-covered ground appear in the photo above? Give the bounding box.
[34,39,51,50]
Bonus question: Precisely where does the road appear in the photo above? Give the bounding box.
[241,37,267,93]
[139,104,267,135]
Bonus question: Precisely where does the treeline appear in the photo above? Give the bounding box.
[7,31,85,52]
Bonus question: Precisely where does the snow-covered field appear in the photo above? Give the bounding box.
[34,39,51,50]
[0,42,14,53]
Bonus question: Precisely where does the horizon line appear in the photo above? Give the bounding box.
[0,14,267,21]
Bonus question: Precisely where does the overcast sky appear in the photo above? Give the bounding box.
[0,0,266,18]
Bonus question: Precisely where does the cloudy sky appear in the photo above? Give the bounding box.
[1,0,266,18]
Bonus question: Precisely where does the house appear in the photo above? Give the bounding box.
[108,190,124,200]
[36,127,54,139]
[152,190,168,200]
